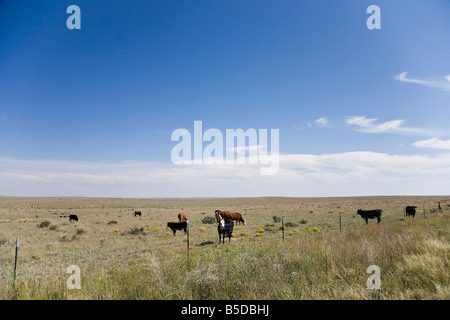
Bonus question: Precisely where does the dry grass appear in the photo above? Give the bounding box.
[0,196,449,300]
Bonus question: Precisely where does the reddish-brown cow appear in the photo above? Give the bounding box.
[178,212,188,222]
[215,210,246,225]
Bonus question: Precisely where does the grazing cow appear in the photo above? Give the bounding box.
[167,221,188,236]
[215,210,246,225]
[69,214,79,222]
[134,210,142,217]
[178,213,188,222]
[356,209,382,224]
[217,215,234,244]
[234,212,246,225]
[405,206,417,218]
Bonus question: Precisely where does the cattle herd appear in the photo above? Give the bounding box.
[59,204,436,244]
[165,210,242,243]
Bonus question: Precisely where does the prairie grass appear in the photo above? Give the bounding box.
[0,196,448,300]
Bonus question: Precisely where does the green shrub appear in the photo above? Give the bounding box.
[38,221,51,228]
[284,221,298,228]
[201,216,216,224]
[122,227,145,235]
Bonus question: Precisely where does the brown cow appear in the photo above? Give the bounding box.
[178,212,188,222]
[215,210,246,225]
[234,212,246,225]
[134,210,142,217]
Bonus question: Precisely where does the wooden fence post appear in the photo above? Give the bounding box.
[186,221,190,270]
[282,216,285,242]
[339,213,342,233]
[423,205,426,216]
[14,237,19,281]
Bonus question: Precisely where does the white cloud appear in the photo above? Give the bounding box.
[307,117,331,128]
[314,117,329,127]
[413,138,450,151]
[394,72,450,91]
[346,116,432,136]
[1,152,450,198]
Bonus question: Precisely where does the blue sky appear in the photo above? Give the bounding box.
[1,0,450,197]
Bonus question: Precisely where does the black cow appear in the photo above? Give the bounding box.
[405,206,417,218]
[218,219,234,244]
[356,209,382,224]
[167,221,188,236]
[69,214,79,222]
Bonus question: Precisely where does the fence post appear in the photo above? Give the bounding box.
[403,207,405,220]
[282,216,285,242]
[14,237,19,281]
[339,213,342,233]
[423,205,426,216]
[186,221,190,270]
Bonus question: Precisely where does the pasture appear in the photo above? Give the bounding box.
[0,196,449,300]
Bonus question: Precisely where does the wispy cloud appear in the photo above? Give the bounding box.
[394,72,450,91]
[413,138,450,151]
[346,116,433,136]
[308,117,331,128]
[1,152,450,197]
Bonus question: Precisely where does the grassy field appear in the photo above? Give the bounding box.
[0,196,449,300]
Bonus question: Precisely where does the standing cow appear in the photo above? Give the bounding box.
[167,221,188,236]
[133,210,142,217]
[405,206,417,218]
[357,209,382,224]
[217,214,234,244]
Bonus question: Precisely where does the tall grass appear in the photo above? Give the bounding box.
[2,214,449,300]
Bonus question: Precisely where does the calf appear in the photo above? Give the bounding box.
[69,214,79,222]
[178,213,188,222]
[217,217,234,244]
[167,221,188,236]
[405,206,417,218]
[356,209,382,224]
